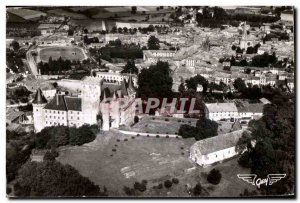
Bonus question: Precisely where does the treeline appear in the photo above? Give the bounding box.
[237,91,294,195]
[97,40,143,62]
[178,117,218,140]
[35,124,98,149]
[38,56,72,75]
[195,7,280,28]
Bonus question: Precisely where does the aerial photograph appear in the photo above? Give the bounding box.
[6,5,295,198]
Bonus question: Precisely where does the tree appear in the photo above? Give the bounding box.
[179,117,218,140]
[234,78,247,92]
[193,183,203,196]
[134,116,139,124]
[11,40,20,51]
[138,61,173,99]
[207,169,222,185]
[121,60,138,74]
[237,100,295,195]
[14,161,103,197]
[68,29,74,36]
[147,35,160,50]
[231,45,237,50]
[164,180,172,188]
[131,6,137,14]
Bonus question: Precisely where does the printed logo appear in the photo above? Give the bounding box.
[237,174,286,188]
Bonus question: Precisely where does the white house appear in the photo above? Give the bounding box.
[190,129,244,167]
[204,102,238,121]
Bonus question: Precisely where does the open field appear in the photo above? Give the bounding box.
[57,130,253,197]
[38,46,86,62]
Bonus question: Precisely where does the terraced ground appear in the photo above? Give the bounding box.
[57,130,253,197]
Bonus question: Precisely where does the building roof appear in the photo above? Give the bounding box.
[44,95,67,111]
[32,88,47,104]
[193,130,243,155]
[64,97,81,111]
[235,101,264,113]
[205,102,238,113]
[6,108,24,122]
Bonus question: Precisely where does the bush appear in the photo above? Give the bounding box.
[133,181,147,192]
[152,118,155,120]
[147,134,149,137]
[115,144,118,147]
[137,134,140,137]
[193,183,203,196]
[172,178,179,184]
[117,139,120,142]
[123,186,136,196]
[158,183,163,189]
[131,136,135,139]
[165,118,169,121]
[207,169,222,185]
[124,138,128,141]
[181,152,184,155]
[112,148,116,152]
[156,135,160,138]
[134,116,139,123]
[164,180,172,188]
[166,135,169,138]
[43,151,57,161]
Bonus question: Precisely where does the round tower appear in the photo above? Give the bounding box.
[32,88,47,133]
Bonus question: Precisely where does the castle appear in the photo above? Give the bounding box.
[32,75,136,132]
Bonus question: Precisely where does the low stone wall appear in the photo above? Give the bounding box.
[118,129,179,138]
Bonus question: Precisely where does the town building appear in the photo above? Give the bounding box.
[204,102,239,121]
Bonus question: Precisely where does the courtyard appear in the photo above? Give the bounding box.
[57,130,253,197]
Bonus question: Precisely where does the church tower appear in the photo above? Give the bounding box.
[32,88,47,133]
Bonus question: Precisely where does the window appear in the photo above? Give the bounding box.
[77,117,79,120]
[58,116,60,119]
[71,116,73,119]
[58,111,60,114]
[45,110,47,113]
[77,112,79,115]
[46,121,48,124]
[36,109,38,112]
[54,116,56,119]
[50,116,52,118]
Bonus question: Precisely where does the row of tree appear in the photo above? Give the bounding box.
[37,56,72,75]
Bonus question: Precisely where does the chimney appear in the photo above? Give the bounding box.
[56,94,59,106]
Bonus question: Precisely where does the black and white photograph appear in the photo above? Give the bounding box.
[5,3,296,199]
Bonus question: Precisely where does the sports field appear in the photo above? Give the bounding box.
[39,46,86,62]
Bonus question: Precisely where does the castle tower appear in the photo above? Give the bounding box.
[100,90,110,131]
[32,88,47,133]
[81,77,102,125]
[110,91,120,128]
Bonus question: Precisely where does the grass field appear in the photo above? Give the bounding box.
[39,46,86,62]
[57,130,253,197]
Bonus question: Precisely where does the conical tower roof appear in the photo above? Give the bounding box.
[32,88,47,104]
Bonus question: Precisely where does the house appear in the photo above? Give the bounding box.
[235,101,264,124]
[204,102,238,121]
[190,129,244,167]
